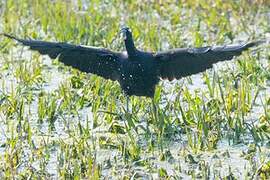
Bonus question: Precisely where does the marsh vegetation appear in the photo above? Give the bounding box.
[0,0,269,179]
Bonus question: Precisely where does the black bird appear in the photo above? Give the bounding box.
[3,28,263,98]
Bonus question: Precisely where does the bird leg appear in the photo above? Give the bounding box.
[126,96,129,113]
[125,95,130,114]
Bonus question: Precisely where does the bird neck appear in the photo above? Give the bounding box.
[124,35,137,57]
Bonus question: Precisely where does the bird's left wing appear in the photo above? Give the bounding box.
[4,34,121,81]
[154,41,263,81]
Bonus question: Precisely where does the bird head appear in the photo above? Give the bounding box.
[120,27,132,41]
[120,27,137,56]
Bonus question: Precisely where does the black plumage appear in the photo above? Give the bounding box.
[3,28,263,97]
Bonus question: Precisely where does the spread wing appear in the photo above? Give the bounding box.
[155,41,263,81]
[4,34,121,81]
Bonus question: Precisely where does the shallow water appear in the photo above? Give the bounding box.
[0,41,269,178]
[0,1,269,178]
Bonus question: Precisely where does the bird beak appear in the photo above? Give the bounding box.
[120,29,127,40]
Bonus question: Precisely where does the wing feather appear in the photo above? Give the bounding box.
[155,41,264,80]
[4,34,121,80]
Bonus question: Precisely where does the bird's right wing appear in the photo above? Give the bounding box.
[4,34,121,81]
[155,41,264,81]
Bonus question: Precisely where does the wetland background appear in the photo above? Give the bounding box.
[0,0,270,179]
